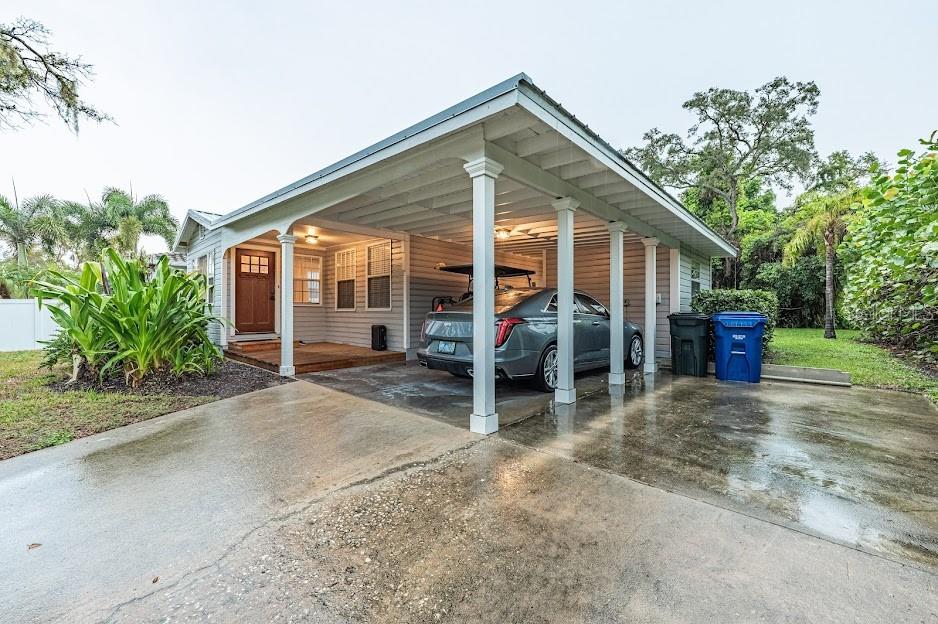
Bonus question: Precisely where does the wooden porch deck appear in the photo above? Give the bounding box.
[225,340,405,374]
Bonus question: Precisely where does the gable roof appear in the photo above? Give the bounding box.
[172,208,222,251]
[180,74,735,258]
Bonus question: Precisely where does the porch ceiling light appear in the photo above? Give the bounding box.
[305,234,319,245]
[495,229,511,241]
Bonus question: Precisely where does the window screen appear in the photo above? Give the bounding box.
[366,241,391,309]
[294,255,321,304]
[335,248,356,309]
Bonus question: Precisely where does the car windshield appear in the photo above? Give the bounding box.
[449,289,538,314]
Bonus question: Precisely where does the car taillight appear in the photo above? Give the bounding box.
[495,317,524,348]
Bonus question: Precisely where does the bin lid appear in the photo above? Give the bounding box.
[668,312,710,320]
[668,312,710,326]
[712,311,766,328]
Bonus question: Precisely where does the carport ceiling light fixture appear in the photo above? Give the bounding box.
[495,229,511,241]
[305,234,319,245]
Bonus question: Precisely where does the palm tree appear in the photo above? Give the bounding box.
[0,194,62,265]
[783,189,858,339]
[69,188,178,259]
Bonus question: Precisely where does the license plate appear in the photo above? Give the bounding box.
[437,341,456,355]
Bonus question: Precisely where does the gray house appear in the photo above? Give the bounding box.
[174,74,734,434]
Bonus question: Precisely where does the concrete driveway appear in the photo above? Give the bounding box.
[2,370,937,622]
[301,360,616,428]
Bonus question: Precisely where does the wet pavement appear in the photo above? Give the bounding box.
[2,367,938,622]
[102,438,938,624]
[301,360,618,428]
[0,382,475,623]
[499,374,938,569]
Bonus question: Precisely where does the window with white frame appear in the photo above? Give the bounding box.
[366,241,392,309]
[335,248,356,310]
[196,254,214,310]
[294,254,321,304]
[690,261,701,297]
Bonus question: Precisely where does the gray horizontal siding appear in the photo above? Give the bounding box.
[545,242,673,357]
[319,239,406,351]
[680,249,712,312]
[408,236,543,347]
[186,229,224,345]
[294,250,326,342]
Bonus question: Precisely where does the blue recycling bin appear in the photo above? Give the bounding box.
[711,312,767,383]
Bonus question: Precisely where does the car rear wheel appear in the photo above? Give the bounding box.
[534,344,558,392]
[625,335,643,369]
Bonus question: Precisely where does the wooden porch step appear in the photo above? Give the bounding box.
[227,339,301,354]
[224,341,405,374]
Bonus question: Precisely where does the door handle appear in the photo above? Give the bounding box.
[592,321,601,326]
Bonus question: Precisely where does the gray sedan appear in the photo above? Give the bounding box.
[417,288,644,391]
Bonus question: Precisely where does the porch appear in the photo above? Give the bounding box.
[177,74,737,435]
[226,340,405,374]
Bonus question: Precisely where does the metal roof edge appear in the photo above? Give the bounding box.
[213,73,533,229]
[513,79,736,258]
[172,209,213,251]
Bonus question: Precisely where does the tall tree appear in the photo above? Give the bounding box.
[0,17,109,131]
[809,150,881,193]
[783,189,858,339]
[0,193,60,265]
[77,188,178,258]
[625,77,820,286]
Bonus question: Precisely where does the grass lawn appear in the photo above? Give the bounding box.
[0,350,216,461]
[767,328,938,403]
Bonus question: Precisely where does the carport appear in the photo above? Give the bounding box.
[177,74,735,434]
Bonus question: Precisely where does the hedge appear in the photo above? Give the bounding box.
[691,289,779,348]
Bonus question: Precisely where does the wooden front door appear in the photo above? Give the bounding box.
[235,249,275,333]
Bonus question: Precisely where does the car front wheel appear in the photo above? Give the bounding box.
[534,344,558,392]
[625,335,643,369]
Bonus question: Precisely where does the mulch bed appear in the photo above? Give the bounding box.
[49,358,293,398]
[879,342,938,379]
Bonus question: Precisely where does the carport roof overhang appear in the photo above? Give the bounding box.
[200,74,736,259]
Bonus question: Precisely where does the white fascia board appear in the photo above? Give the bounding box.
[172,209,219,252]
[514,87,736,258]
[212,91,523,231]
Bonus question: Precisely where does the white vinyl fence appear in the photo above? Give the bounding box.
[0,299,60,351]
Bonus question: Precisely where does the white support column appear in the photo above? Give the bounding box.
[553,197,579,404]
[277,233,297,377]
[669,247,681,315]
[219,249,229,349]
[642,237,659,374]
[464,157,503,434]
[402,236,413,360]
[608,222,628,385]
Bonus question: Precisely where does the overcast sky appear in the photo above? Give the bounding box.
[2,0,935,252]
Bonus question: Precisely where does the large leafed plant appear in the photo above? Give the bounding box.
[842,135,938,360]
[32,249,221,386]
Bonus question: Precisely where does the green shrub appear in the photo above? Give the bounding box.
[32,248,222,386]
[842,135,937,361]
[691,288,779,347]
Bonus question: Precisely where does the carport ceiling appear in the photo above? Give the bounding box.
[315,106,687,253]
[213,75,733,259]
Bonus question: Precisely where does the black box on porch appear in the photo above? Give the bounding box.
[371,325,387,351]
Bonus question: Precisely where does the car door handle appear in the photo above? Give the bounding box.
[592,320,601,326]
